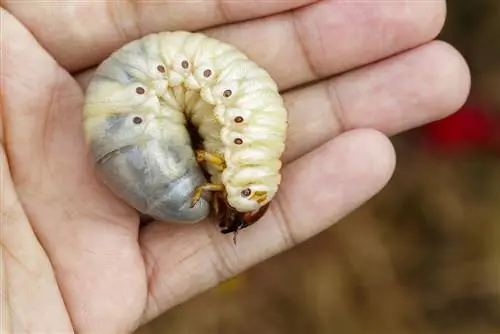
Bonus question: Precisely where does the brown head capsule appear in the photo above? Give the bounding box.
[219,203,271,243]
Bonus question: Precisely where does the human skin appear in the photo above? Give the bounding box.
[0,1,470,333]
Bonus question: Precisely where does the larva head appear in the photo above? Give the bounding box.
[216,184,275,241]
[219,203,271,236]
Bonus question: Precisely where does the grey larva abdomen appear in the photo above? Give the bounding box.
[83,31,288,232]
[85,103,211,223]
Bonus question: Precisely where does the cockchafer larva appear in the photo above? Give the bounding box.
[83,31,288,237]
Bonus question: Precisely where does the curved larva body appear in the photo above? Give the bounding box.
[83,31,287,231]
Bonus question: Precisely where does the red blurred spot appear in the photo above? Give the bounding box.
[420,101,500,153]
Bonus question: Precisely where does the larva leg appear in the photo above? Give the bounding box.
[195,149,225,171]
[250,191,269,205]
[190,183,224,208]
[212,191,225,217]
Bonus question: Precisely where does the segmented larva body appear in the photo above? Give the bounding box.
[83,31,287,233]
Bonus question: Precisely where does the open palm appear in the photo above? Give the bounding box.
[1,1,469,332]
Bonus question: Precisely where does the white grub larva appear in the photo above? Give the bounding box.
[83,31,287,236]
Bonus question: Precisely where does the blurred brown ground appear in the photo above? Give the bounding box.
[136,1,500,333]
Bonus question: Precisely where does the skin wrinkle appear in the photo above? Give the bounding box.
[0,194,23,235]
[1,154,52,278]
[1,237,38,279]
[289,10,325,82]
[312,9,328,71]
[215,0,231,25]
[128,0,143,38]
[208,224,241,284]
[5,250,77,332]
[140,242,162,320]
[40,73,61,194]
[139,223,216,321]
[269,194,300,249]
[0,93,5,144]
[1,250,12,333]
[20,208,77,333]
[175,210,293,301]
[80,205,138,235]
[289,10,322,80]
[107,0,141,45]
[325,79,348,134]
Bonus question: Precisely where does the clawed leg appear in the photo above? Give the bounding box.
[212,191,224,217]
[190,183,224,208]
[195,149,225,171]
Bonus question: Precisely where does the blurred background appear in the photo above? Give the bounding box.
[136,1,500,333]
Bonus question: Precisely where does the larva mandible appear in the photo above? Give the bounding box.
[83,31,287,236]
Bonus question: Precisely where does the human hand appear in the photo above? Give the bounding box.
[1,1,469,332]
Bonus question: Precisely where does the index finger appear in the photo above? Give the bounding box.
[1,0,317,72]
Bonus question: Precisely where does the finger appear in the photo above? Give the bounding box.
[75,0,446,91]
[0,146,73,332]
[282,40,471,163]
[139,128,395,322]
[1,0,317,72]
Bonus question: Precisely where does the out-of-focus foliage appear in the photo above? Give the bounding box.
[136,2,500,333]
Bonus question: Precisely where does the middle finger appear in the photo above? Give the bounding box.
[281,40,470,163]
[76,0,446,92]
